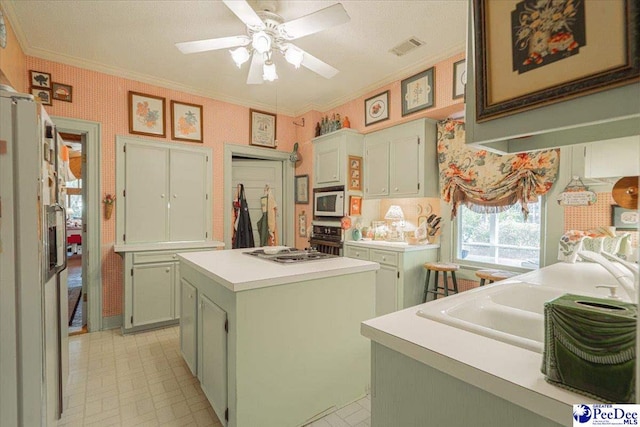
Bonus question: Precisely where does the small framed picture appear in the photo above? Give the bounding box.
[31,87,52,105]
[298,211,307,237]
[52,82,73,102]
[364,91,390,126]
[250,109,277,148]
[30,70,51,88]
[611,205,639,231]
[348,155,362,191]
[171,101,203,142]
[128,91,166,137]
[349,196,362,216]
[453,59,466,99]
[401,67,435,116]
[295,174,309,204]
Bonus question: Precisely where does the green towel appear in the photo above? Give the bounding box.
[541,294,637,403]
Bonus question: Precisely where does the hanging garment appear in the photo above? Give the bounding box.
[266,187,278,246]
[257,195,270,247]
[232,184,255,249]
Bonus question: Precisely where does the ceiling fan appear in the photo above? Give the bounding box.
[175,0,350,84]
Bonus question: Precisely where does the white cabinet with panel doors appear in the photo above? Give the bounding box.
[363,118,438,199]
[117,244,222,333]
[312,129,363,188]
[115,136,213,245]
[180,278,198,376]
[345,241,437,316]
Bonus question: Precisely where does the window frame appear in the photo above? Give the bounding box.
[452,196,547,272]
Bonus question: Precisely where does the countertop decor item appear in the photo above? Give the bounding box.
[384,205,405,241]
[171,101,203,142]
[365,90,390,126]
[250,109,276,148]
[401,67,435,116]
[612,176,639,210]
[473,0,639,122]
[128,91,166,137]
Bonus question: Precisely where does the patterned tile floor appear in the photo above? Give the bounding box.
[60,326,371,427]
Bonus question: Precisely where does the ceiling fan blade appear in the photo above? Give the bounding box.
[222,0,265,30]
[176,36,249,54]
[247,53,265,85]
[278,3,350,40]
[299,48,339,79]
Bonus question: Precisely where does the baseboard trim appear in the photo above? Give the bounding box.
[102,315,122,330]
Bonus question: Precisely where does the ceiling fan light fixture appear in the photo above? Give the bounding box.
[284,45,304,69]
[252,31,271,54]
[263,60,278,82]
[230,46,251,68]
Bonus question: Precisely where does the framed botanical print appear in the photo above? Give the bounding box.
[364,91,390,126]
[349,196,362,216]
[171,101,203,142]
[128,91,166,137]
[453,59,466,99]
[250,109,277,148]
[30,70,51,88]
[401,67,435,116]
[295,175,309,204]
[348,156,362,191]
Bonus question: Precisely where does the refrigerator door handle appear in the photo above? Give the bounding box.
[53,203,67,273]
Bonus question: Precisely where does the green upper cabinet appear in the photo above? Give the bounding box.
[116,136,212,245]
[363,118,438,199]
[312,129,364,189]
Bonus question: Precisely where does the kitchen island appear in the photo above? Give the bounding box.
[362,262,620,427]
[178,248,379,427]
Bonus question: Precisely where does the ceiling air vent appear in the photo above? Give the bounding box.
[389,37,424,57]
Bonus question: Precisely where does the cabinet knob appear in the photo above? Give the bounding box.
[165,267,170,273]
[382,256,386,261]
[189,294,193,299]
[173,194,177,198]
[161,194,165,198]
[394,188,398,191]
[333,175,337,179]
[173,255,177,259]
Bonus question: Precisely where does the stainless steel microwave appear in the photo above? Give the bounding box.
[313,187,345,218]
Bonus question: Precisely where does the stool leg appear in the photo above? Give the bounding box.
[433,271,439,300]
[489,280,494,284]
[451,272,459,294]
[479,278,486,287]
[443,272,449,297]
[423,269,431,303]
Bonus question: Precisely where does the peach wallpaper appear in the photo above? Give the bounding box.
[0,4,26,90]
[25,57,297,317]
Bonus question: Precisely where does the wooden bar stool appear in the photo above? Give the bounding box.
[423,262,460,302]
[475,269,517,287]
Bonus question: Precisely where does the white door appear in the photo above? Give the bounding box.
[231,159,283,246]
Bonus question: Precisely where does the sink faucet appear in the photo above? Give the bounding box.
[577,251,637,302]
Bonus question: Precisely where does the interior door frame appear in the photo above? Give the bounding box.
[223,144,295,249]
[52,116,102,332]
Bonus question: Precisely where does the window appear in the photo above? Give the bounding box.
[456,197,543,269]
[66,179,82,219]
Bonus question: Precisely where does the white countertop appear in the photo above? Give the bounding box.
[361,262,622,425]
[345,239,439,253]
[179,248,379,292]
[114,240,224,253]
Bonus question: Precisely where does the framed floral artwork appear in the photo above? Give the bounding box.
[295,175,309,204]
[128,91,166,137]
[171,101,203,142]
[31,87,52,105]
[348,156,362,191]
[250,109,277,148]
[474,0,640,122]
[349,196,362,216]
[30,70,51,88]
[364,91,389,126]
[401,68,434,116]
[52,82,72,102]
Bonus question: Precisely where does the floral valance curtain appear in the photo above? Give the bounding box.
[437,120,559,218]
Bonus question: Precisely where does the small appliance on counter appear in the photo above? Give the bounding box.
[541,294,637,403]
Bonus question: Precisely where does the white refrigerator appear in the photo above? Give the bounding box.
[0,89,69,426]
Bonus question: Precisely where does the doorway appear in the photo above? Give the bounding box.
[60,133,86,334]
[232,158,283,245]
[223,144,295,248]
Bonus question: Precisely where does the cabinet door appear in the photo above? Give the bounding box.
[132,263,174,326]
[584,136,640,178]
[365,141,390,197]
[180,279,197,376]
[375,265,398,316]
[198,294,228,426]
[315,139,341,186]
[125,144,169,243]
[169,150,208,241]
[390,136,420,196]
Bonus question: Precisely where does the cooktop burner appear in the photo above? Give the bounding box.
[244,248,338,264]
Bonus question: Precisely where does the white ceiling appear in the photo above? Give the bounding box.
[3,0,467,116]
